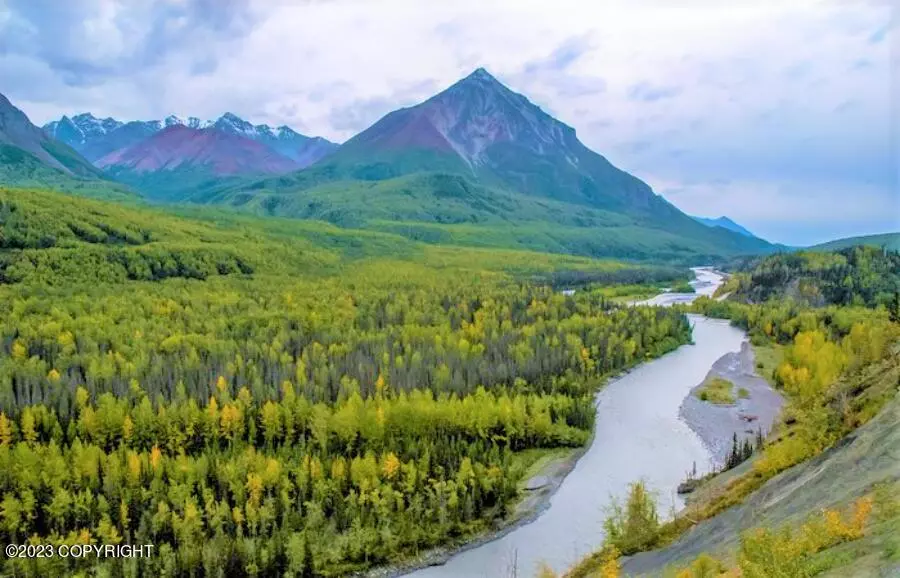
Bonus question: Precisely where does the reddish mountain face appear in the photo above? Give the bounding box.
[319,68,666,211]
[97,125,299,175]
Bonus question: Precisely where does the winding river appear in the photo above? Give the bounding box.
[405,269,746,578]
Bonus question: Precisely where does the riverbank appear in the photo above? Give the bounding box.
[679,341,784,466]
[364,269,731,578]
[358,362,650,578]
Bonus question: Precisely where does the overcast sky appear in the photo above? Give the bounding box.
[1,0,896,245]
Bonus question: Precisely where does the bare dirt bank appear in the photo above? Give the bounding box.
[679,341,783,467]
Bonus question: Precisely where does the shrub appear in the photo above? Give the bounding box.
[603,481,660,555]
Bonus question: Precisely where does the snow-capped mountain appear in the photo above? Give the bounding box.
[210,113,339,166]
[97,124,298,176]
[43,113,125,160]
[43,113,338,167]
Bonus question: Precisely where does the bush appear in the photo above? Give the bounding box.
[695,377,736,405]
[603,480,660,555]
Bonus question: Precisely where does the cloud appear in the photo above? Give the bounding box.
[1,0,257,89]
[523,35,594,74]
[627,82,682,102]
[868,24,889,43]
[0,0,894,245]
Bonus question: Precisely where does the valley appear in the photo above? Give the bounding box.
[400,279,759,578]
[0,13,896,577]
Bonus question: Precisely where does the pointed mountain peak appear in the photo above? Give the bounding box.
[453,67,508,93]
[466,67,497,81]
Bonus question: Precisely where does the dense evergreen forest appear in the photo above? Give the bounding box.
[0,187,694,577]
[719,245,900,309]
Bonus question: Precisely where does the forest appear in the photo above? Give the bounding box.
[718,245,900,309]
[0,187,694,577]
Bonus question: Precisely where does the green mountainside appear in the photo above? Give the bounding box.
[0,93,138,201]
[811,232,900,252]
[170,70,774,262]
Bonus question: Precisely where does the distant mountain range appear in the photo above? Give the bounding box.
[1,71,781,262]
[692,215,759,239]
[43,111,338,167]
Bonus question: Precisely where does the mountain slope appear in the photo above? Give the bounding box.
[0,93,137,201]
[0,93,101,178]
[43,113,125,160]
[211,113,339,167]
[693,215,758,238]
[293,68,666,213]
[97,125,301,201]
[203,69,773,261]
[811,232,900,252]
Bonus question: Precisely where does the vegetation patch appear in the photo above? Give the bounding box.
[695,377,736,405]
[671,281,695,293]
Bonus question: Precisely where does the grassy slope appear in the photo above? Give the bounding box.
[0,144,138,202]
[615,346,900,577]
[104,164,262,204]
[184,169,773,263]
[38,138,105,178]
[624,378,900,576]
[0,186,689,287]
[812,232,900,252]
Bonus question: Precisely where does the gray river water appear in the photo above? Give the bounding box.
[406,270,746,578]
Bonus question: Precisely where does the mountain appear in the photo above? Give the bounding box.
[692,216,758,238]
[307,68,666,211]
[1,94,102,178]
[97,125,301,201]
[211,113,339,167]
[203,68,774,262]
[0,92,136,201]
[43,112,338,167]
[811,232,900,252]
[43,113,123,154]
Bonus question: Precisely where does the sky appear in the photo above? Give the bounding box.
[0,0,897,245]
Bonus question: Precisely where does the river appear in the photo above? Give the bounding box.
[405,269,747,578]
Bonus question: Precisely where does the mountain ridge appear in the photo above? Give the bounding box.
[692,215,759,239]
[43,111,339,167]
[810,232,900,252]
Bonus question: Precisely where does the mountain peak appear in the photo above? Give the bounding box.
[692,215,759,239]
[347,66,576,168]
[452,67,508,95]
[467,67,496,81]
